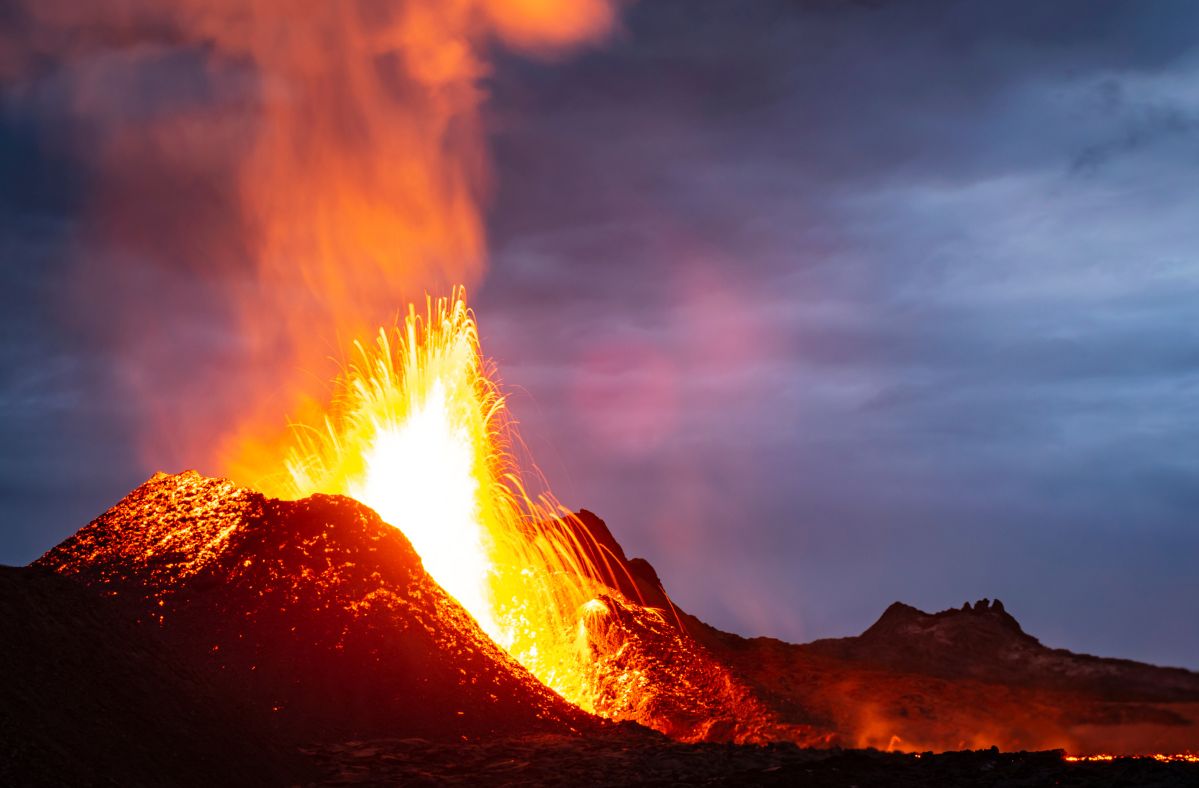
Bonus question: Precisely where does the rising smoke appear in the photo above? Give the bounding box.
[2,0,621,484]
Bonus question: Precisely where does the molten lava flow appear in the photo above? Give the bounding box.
[350,377,496,635]
[277,289,628,709]
[1064,754,1199,763]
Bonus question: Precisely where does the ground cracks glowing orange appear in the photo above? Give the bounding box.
[280,288,628,710]
[1064,754,1199,763]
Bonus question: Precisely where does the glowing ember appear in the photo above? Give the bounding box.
[276,288,625,709]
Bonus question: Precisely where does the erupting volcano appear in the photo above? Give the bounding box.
[270,288,658,712]
[6,288,1197,785]
[3,1,1198,785]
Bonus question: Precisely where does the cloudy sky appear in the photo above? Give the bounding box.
[3,0,1198,668]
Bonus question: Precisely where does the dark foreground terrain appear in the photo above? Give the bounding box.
[305,734,1198,787]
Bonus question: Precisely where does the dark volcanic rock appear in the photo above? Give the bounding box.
[807,599,1199,703]
[558,512,832,744]
[576,592,831,746]
[567,510,674,612]
[35,471,597,745]
[688,600,1199,753]
[563,514,1199,754]
[304,735,1199,787]
[0,564,306,786]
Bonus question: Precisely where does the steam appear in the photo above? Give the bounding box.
[4,0,621,483]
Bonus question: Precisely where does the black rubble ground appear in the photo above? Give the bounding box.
[306,734,1196,787]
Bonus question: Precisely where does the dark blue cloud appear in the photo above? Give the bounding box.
[477,0,1199,666]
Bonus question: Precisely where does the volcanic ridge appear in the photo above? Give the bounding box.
[4,471,1197,785]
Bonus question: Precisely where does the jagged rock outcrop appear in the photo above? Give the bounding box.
[806,599,1199,702]
[566,509,675,612]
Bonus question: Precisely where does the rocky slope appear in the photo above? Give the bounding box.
[686,598,1199,753]
[562,510,831,744]
[303,735,1197,786]
[562,511,1199,754]
[34,471,597,744]
[9,470,1197,772]
[0,564,307,786]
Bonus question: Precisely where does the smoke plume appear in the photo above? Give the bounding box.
[3,0,620,485]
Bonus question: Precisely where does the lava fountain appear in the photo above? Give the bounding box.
[6,0,649,718]
[274,288,632,709]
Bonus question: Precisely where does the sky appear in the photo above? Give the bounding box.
[3,0,1198,669]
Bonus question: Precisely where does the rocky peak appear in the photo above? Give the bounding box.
[861,598,1028,644]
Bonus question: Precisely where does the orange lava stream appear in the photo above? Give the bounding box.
[1064,753,1199,763]
[273,288,628,711]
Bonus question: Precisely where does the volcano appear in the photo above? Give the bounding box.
[33,471,594,744]
[5,471,1198,785]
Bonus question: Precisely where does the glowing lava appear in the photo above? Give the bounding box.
[352,376,497,634]
[1064,754,1199,763]
[279,288,624,709]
